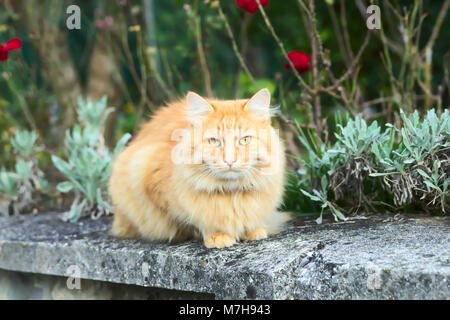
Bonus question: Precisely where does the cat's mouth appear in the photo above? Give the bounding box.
[213,167,247,180]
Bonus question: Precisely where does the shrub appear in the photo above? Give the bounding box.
[291,109,450,222]
[0,130,50,215]
[51,96,131,222]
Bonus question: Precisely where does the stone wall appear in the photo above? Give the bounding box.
[0,212,449,299]
[0,269,212,300]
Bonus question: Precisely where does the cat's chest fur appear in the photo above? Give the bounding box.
[167,168,279,236]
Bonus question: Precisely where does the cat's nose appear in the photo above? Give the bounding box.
[226,161,235,168]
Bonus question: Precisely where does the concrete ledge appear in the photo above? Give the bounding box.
[0,269,213,300]
[0,212,449,299]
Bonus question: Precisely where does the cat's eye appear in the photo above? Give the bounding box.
[239,136,252,146]
[208,138,222,147]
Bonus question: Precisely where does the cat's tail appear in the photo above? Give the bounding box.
[265,211,293,235]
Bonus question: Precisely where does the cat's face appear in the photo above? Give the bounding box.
[185,89,281,180]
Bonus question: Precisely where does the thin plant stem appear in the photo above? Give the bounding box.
[256,1,312,94]
[3,71,57,156]
[326,2,350,67]
[306,0,322,135]
[5,74,41,141]
[340,0,354,62]
[160,48,176,93]
[322,30,372,92]
[191,6,214,98]
[355,0,403,55]
[217,1,256,88]
[422,0,450,57]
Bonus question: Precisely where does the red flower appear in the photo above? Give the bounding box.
[0,38,22,62]
[284,51,311,74]
[236,0,269,14]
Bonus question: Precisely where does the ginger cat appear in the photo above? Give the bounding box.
[108,88,289,248]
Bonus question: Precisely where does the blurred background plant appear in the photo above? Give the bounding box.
[0,0,449,220]
[51,97,131,222]
[0,130,50,215]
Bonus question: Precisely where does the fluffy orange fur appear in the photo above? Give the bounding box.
[108,88,289,248]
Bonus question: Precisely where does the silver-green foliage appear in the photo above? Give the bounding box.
[335,116,389,157]
[51,96,131,222]
[0,130,49,216]
[296,109,450,222]
[400,109,449,162]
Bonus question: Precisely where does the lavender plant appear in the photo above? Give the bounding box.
[51,96,131,222]
[376,109,450,212]
[0,130,50,215]
[293,109,450,222]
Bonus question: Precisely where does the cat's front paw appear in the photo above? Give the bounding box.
[243,227,268,241]
[204,233,236,249]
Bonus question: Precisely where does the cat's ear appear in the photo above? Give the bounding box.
[186,91,214,121]
[244,88,271,118]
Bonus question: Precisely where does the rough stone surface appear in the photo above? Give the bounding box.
[0,212,448,299]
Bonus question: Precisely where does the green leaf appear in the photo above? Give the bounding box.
[37,179,51,193]
[321,175,328,192]
[417,169,431,181]
[57,182,74,193]
[68,198,87,223]
[96,188,112,212]
[15,161,29,180]
[51,156,73,177]
[11,130,37,158]
[0,170,18,198]
[113,133,132,158]
[316,211,323,224]
[424,180,440,191]
[300,189,321,202]
[331,207,347,221]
